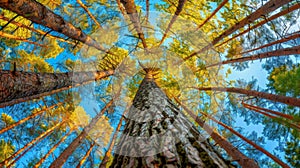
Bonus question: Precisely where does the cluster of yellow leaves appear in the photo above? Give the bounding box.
[89,116,113,147]
[69,106,91,129]
[37,0,62,10]
[12,50,54,73]
[40,37,64,59]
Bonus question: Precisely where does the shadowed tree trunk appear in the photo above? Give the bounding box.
[196,0,228,30]
[0,70,114,108]
[185,0,293,60]
[49,99,114,168]
[0,0,108,51]
[76,142,95,168]
[175,98,289,168]
[192,86,300,107]
[109,69,237,167]
[34,129,73,168]
[215,3,300,48]
[121,0,148,49]
[240,31,300,55]
[0,102,63,134]
[158,0,187,46]
[0,120,65,167]
[205,45,300,68]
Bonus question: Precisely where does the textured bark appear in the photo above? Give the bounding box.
[0,121,64,167]
[0,0,107,51]
[76,0,102,29]
[110,72,234,167]
[49,99,114,168]
[240,31,300,55]
[34,129,73,168]
[0,70,114,108]
[205,45,300,68]
[0,15,75,44]
[99,109,128,168]
[216,3,300,48]
[0,102,62,134]
[192,87,300,107]
[158,0,187,46]
[174,97,259,168]
[185,0,293,60]
[121,0,148,49]
[0,31,47,47]
[76,142,95,168]
[196,0,228,30]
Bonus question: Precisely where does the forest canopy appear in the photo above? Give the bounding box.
[0,0,299,167]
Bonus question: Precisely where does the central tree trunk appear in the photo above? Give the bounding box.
[109,70,234,167]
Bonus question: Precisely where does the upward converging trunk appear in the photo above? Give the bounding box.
[184,0,293,60]
[0,70,114,108]
[109,70,236,167]
[49,99,114,168]
[121,0,148,49]
[158,0,187,46]
[0,0,108,52]
[192,86,300,107]
[215,3,300,48]
[205,45,300,68]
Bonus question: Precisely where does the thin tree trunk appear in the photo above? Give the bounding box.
[196,0,228,30]
[146,0,149,23]
[185,0,292,60]
[76,142,95,168]
[242,102,294,120]
[0,0,108,52]
[175,97,289,168]
[0,120,64,167]
[216,3,300,48]
[116,0,126,16]
[49,99,114,168]
[240,31,300,55]
[242,102,300,130]
[0,15,75,45]
[121,0,148,49]
[0,31,47,47]
[110,70,235,167]
[0,70,114,108]
[205,45,300,68]
[99,109,128,168]
[158,0,187,46]
[76,0,102,29]
[173,97,258,168]
[0,102,63,134]
[192,86,300,107]
[34,129,73,168]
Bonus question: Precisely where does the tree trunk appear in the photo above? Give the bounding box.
[76,0,102,29]
[216,3,300,48]
[34,129,73,168]
[0,70,114,108]
[146,0,149,23]
[176,98,289,168]
[0,120,64,167]
[0,0,107,51]
[0,102,63,134]
[173,97,259,168]
[185,0,292,60]
[0,15,75,45]
[205,45,300,68]
[0,31,46,47]
[76,142,95,168]
[99,109,128,168]
[49,99,114,168]
[109,70,236,167]
[192,86,300,107]
[121,0,148,49]
[196,0,228,30]
[158,0,187,46]
[240,31,300,55]
[242,102,300,130]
